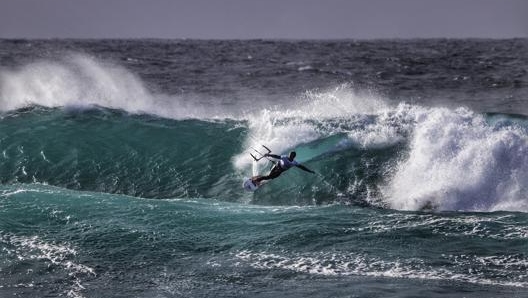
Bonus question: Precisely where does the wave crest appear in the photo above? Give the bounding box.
[383,107,528,212]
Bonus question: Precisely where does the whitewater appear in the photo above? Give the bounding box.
[0,39,527,297]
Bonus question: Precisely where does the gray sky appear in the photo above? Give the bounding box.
[1,0,526,39]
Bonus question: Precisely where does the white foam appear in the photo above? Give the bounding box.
[0,55,397,169]
[0,233,95,297]
[233,85,393,171]
[383,106,528,212]
[1,55,149,112]
[235,249,528,287]
[0,54,236,119]
[344,213,528,240]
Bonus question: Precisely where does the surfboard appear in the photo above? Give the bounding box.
[242,176,263,192]
[244,145,273,192]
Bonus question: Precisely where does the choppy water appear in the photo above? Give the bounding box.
[0,39,527,297]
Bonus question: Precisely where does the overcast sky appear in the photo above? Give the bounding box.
[0,0,526,39]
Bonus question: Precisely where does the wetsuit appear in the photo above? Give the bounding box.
[254,155,299,183]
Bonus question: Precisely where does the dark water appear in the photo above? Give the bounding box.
[0,39,527,297]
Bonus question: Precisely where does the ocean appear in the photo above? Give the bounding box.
[0,39,527,297]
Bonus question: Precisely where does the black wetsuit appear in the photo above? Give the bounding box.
[255,164,284,182]
[254,154,300,183]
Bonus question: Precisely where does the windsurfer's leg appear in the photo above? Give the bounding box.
[254,166,282,182]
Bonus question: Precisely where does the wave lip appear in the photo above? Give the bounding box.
[0,54,239,120]
[0,54,153,113]
[233,84,393,170]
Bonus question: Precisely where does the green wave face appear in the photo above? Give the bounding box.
[0,107,402,206]
[0,108,245,199]
[3,104,528,211]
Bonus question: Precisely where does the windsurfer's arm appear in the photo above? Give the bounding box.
[264,153,281,159]
[296,164,315,174]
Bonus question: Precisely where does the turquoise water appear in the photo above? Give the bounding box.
[1,107,528,297]
[1,183,527,297]
[0,108,245,200]
[1,39,528,297]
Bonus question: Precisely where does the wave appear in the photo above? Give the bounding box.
[383,107,528,212]
[0,54,239,119]
[1,55,528,212]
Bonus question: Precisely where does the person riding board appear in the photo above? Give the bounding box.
[252,151,315,184]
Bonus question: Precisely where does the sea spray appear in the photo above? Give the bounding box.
[233,85,392,171]
[383,106,528,212]
[0,54,236,119]
[0,54,153,112]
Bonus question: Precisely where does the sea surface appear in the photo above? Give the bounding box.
[0,39,527,297]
